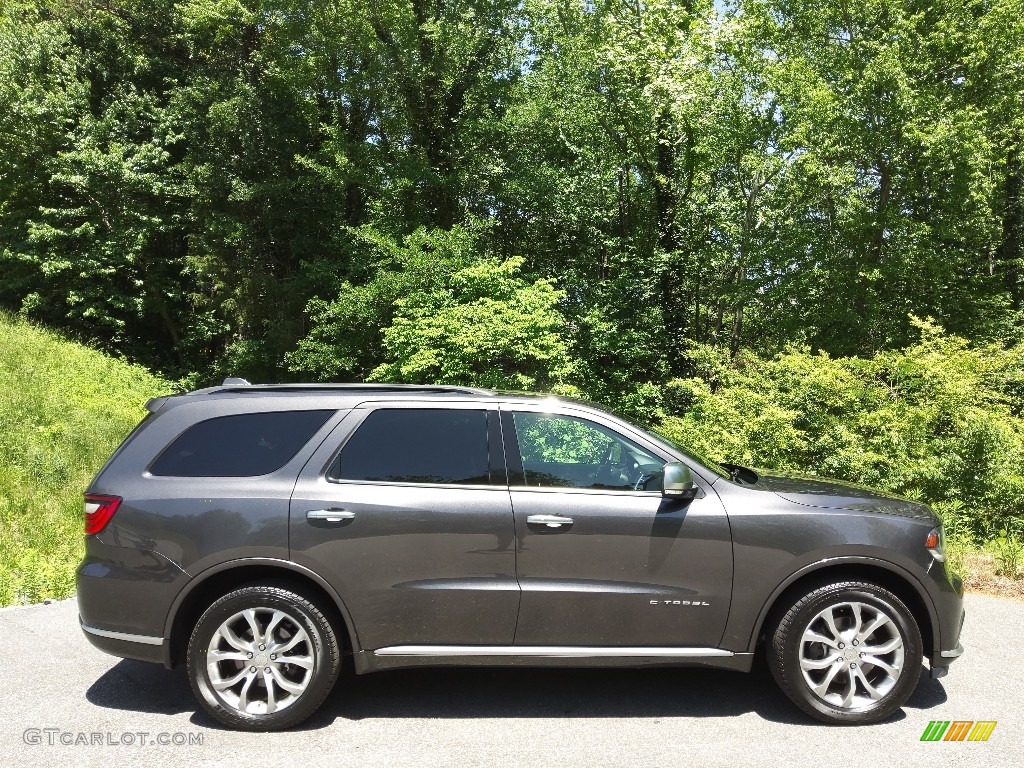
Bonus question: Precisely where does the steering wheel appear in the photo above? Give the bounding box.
[598,443,617,468]
[631,466,661,492]
[597,444,633,487]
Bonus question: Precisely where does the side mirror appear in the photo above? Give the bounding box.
[662,461,700,500]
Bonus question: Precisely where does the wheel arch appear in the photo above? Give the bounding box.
[748,558,938,657]
[163,558,360,669]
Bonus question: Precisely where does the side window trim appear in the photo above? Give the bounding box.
[499,410,525,486]
[486,410,508,486]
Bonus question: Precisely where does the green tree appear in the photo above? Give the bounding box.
[735,0,1012,353]
[288,225,480,380]
[370,256,573,389]
[1,0,1022,392]
[290,224,575,390]
[0,2,194,368]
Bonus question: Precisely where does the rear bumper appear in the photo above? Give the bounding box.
[80,618,166,665]
[76,548,186,636]
[76,542,188,668]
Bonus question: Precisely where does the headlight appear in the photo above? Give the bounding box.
[925,526,946,562]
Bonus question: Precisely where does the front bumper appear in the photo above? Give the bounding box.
[929,641,964,678]
[940,642,965,660]
[928,597,966,677]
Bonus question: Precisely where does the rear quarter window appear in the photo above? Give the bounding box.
[150,410,335,477]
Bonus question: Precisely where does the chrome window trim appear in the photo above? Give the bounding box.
[508,485,664,498]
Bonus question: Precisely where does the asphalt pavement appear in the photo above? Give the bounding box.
[3,593,1020,768]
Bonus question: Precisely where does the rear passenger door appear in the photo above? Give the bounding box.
[289,403,518,650]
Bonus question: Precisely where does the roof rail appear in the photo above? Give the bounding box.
[209,382,496,396]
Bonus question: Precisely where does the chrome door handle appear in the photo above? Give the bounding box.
[526,514,574,528]
[306,509,355,523]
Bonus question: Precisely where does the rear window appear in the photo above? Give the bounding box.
[150,410,335,477]
[329,408,489,485]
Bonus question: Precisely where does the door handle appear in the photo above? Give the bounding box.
[526,514,573,528]
[306,509,355,523]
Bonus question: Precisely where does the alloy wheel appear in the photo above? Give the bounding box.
[206,608,315,715]
[799,600,905,710]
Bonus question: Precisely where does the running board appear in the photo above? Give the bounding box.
[374,645,734,657]
[360,644,752,674]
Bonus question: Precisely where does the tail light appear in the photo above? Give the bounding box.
[84,494,121,535]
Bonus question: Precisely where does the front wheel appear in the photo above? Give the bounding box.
[186,584,341,731]
[767,580,923,724]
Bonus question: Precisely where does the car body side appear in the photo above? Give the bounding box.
[77,391,964,677]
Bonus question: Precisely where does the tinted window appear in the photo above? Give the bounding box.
[330,409,489,485]
[511,412,664,491]
[151,410,334,477]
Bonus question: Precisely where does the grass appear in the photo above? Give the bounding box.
[947,536,1024,600]
[0,312,170,605]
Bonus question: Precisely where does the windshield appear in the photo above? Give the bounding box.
[641,427,732,480]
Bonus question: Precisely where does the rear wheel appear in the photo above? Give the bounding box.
[767,580,923,724]
[187,584,341,731]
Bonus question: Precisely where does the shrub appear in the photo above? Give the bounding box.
[654,319,1024,543]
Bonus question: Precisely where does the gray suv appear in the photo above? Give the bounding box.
[78,382,965,730]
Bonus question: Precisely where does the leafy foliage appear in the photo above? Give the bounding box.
[657,319,1024,539]
[289,224,573,389]
[2,0,1024,595]
[2,0,1022,379]
[369,255,571,390]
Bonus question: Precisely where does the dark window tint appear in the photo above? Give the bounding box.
[151,410,334,477]
[330,409,489,485]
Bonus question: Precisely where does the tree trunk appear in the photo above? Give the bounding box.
[998,133,1023,308]
[653,107,679,253]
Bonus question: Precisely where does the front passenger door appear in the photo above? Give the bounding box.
[505,407,733,648]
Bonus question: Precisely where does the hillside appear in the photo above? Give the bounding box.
[0,313,170,605]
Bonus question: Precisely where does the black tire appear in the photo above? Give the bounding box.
[186,584,341,731]
[766,580,923,724]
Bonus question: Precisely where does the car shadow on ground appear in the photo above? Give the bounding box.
[85,658,948,730]
[85,657,196,716]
